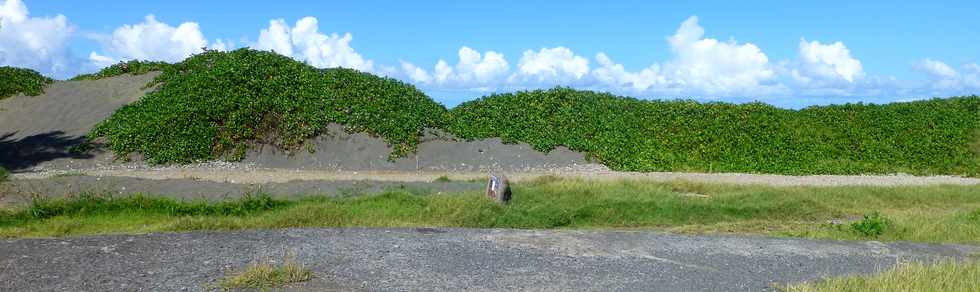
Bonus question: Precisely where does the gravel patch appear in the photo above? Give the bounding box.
[0,228,975,291]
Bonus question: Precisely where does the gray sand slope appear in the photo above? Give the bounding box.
[1,228,976,291]
[0,73,160,171]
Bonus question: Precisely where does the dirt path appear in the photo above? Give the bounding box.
[0,228,975,291]
[13,165,980,186]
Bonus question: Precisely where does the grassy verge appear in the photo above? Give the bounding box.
[783,260,980,292]
[219,257,313,290]
[1,178,978,242]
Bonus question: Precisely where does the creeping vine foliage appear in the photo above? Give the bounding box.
[70,60,171,81]
[88,49,980,175]
[0,66,53,100]
[91,49,446,164]
[447,88,980,175]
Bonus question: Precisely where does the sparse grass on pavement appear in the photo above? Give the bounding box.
[782,260,980,292]
[219,257,312,290]
[1,177,978,243]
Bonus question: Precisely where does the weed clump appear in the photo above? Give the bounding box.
[850,212,892,238]
[220,257,313,289]
[0,66,53,99]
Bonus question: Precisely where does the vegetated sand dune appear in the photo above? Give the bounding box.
[2,73,979,188]
[0,73,592,173]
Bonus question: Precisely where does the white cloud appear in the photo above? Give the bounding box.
[89,15,225,65]
[592,53,665,92]
[586,16,777,96]
[401,46,509,88]
[512,47,589,84]
[0,0,73,76]
[400,60,431,83]
[792,39,864,85]
[913,59,980,90]
[253,17,373,72]
[87,51,115,68]
[915,58,958,79]
[965,63,980,88]
[256,19,293,57]
[661,16,775,95]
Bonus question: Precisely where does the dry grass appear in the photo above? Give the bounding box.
[219,257,313,290]
[783,260,980,292]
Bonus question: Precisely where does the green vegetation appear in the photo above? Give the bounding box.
[219,257,313,290]
[91,49,446,163]
[847,212,894,238]
[0,66,53,99]
[783,260,980,292]
[0,166,8,183]
[70,60,170,81]
[85,49,980,175]
[448,88,980,176]
[2,178,978,243]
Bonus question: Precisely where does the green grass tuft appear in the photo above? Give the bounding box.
[849,212,892,238]
[0,66,53,100]
[219,257,312,290]
[783,260,980,292]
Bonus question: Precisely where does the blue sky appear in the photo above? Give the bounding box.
[3,0,979,108]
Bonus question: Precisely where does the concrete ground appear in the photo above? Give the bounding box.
[1,228,976,291]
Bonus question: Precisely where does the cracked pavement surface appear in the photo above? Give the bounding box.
[1,228,977,291]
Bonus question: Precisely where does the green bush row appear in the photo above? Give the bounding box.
[91,49,447,164]
[0,66,53,100]
[446,88,980,175]
[86,50,980,175]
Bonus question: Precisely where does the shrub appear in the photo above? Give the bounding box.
[92,49,447,164]
[0,66,53,99]
[0,166,8,183]
[850,212,891,238]
[70,60,171,81]
[447,88,980,175]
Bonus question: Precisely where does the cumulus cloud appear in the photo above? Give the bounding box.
[592,53,665,92]
[791,39,864,85]
[0,0,73,76]
[915,58,958,79]
[589,16,778,96]
[253,17,373,72]
[914,59,980,90]
[89,15,227,65]
[660,16,775,95]
[402,46,509,88]
[400,60,431,83]
[511,47,589,84]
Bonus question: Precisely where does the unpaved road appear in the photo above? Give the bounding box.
[0,228,975,291]
[13,165,980,186]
